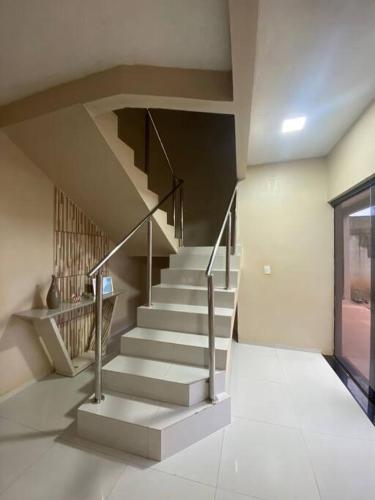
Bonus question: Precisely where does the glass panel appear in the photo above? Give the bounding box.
[335,188,373,390]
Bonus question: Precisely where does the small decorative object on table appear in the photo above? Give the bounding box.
[46,275,61,309]
[70,293,81,304]
[92,276,113,296]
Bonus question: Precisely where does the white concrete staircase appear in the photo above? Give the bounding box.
[77,245,240,460]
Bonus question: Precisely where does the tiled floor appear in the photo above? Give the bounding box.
[1,342,375,499]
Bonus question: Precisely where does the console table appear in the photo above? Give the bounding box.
[16,291,122,377]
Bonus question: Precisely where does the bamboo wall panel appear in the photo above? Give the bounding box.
[54,188,110,358]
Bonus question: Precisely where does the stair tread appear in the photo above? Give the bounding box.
[79,389,230,430]
[178,246,241,256]
[103,354,224,383]
[153,283,235,293]
[163,267,238,273]
[124,327,230,350]
[138,302,233,316]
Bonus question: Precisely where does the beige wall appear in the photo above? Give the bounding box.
[0,131,54,395]
[238,159,334,353]
[0,131,144,397]
[328,100,375,200]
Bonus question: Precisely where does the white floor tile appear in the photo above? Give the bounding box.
[0,369,94,432]
[231,344,286,383]
[108,466,216,500]
[304,430,375,500]
[230,377,300,428]
[218,418,320,500]
[0,441,125,500]
[215,489,258,500]
[0,417,56,494]
[154,429,224,486]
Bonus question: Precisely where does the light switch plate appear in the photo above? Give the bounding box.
[264,265,271,275]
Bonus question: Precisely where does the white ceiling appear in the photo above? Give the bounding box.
[0,0,231,106]
[249,0,375,165]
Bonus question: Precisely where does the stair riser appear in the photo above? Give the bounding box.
[178,245,241,256]
[121,337,228,369]
[77,395,231,461]
[102,369,225,406]
[152,286,236,308]
[137,309,233,337]
[161,269,239,287]
[169,254,240,270]
[160,395,231,460]
[77,410,156,459]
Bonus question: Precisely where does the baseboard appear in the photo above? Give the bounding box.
[0,376,40,404]
[236,338,322,354]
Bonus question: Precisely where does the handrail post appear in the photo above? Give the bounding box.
[94,270,104,403]
[172,177,177,235]
[231,193,237,255]
[146,218,153,307]
[226,213,232,290]
[179,183,184,246]
[207,275,216,402]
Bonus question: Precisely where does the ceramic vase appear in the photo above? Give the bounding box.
[46,275,61,309]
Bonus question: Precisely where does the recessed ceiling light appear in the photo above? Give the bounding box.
[281,116,306,133]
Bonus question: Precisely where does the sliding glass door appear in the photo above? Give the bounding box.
[334,184,375,398]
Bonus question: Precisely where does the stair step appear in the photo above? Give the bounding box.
[161,268,239,287]
[170,253,240,270]
[102,355,226,406]
[137,303,234,337]
[77,390,231,460]
[178,245,241,256]
[152,283,236,308]
[121,327,231,369]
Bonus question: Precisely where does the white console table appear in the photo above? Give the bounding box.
[16,291,122,377]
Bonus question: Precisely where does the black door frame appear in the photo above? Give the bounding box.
[331,178,375,401]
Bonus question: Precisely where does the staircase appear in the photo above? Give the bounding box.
[77,244,240,460]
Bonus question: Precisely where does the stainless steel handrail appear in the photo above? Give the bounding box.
[88,180,183,278]
[205,183,238,402]
[89,179,184,403]
[146,109,183,238]
[146,109,177,179]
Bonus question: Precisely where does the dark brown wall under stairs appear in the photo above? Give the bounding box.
[116,108,237,246]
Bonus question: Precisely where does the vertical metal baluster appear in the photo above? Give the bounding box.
[94,271,103,403]
[207,275,216,403]
[172,178,177,236]
[146,218,153,307]
[226,214,232,290]
[179,184,184,246]
[231,193,237,255]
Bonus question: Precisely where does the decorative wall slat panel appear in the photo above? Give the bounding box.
[54,188,109,359]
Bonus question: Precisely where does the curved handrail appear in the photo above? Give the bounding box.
[206,183,238,277]
[88,179,184,278]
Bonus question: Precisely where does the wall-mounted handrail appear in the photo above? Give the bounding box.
[205,182,238,402]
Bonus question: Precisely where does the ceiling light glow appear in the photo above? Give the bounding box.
[281,116,306,133]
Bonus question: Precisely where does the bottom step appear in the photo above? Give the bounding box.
[77,390,231,461]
